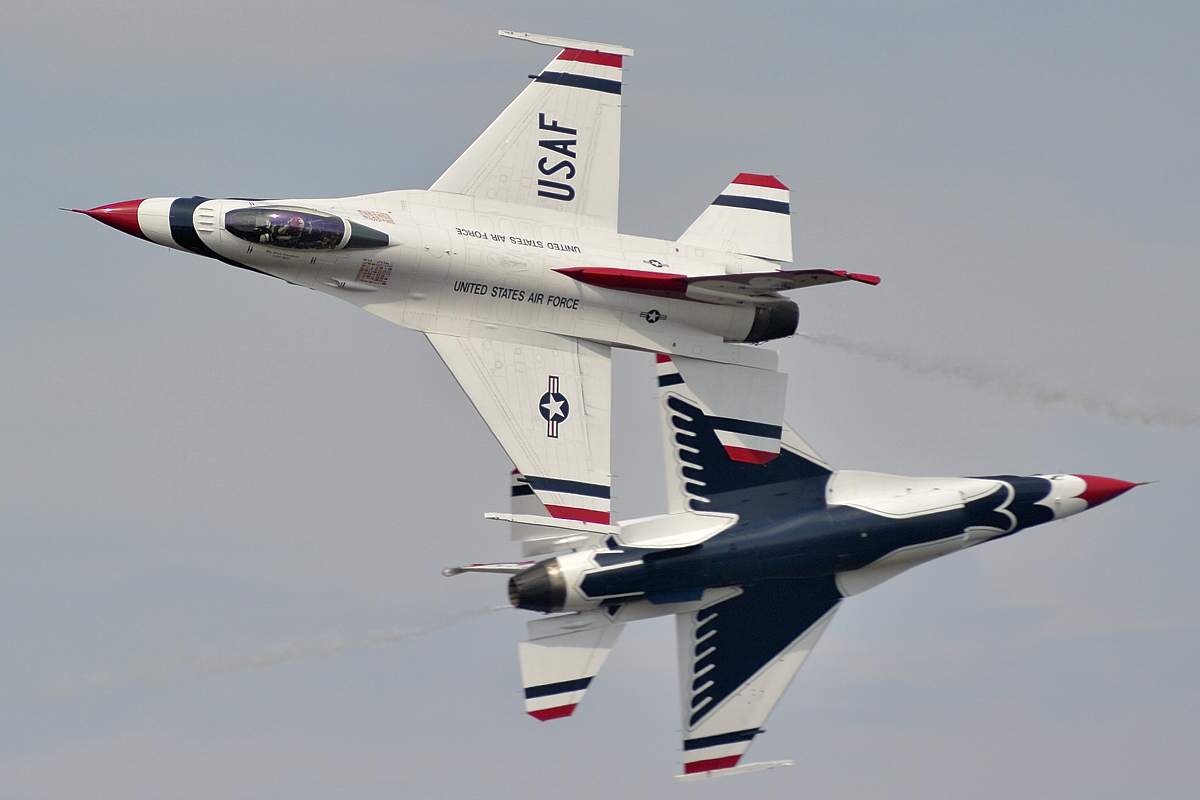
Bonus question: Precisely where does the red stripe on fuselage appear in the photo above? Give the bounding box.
[731,173,787,190]
[529,704,577,721]
[557,48,623,68]
[684,755,742,774]
[555,267,690,299]
[723,446,779,465]
[545,505,611,525]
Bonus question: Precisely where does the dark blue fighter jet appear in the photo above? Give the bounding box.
[450,354,1140,780]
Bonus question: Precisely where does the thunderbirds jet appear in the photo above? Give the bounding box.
[77,31,1140,780]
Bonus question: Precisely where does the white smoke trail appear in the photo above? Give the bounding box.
[798,332,1200,426]
[45,605,510,700]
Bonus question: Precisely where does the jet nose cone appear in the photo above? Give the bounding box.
[1074,475,1142,508]
[74,199,147,240]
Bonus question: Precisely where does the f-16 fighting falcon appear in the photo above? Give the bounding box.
[77,31,1140,780]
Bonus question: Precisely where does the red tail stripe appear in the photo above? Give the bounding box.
[731,173,788,190]
[529,704,577,721]
[684,755,742,774]
[656,354,672,364]
[723,446,780,465]
[557,48,623,68]
[545,505,611,525]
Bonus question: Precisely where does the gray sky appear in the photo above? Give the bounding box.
[2,2,1198,798]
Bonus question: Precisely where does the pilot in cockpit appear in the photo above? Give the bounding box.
[273,215,306,245]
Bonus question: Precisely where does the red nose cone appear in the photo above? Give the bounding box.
[75,200,147,240]
[1075,475,1141,507]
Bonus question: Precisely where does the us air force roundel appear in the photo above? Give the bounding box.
[539,375,570,438]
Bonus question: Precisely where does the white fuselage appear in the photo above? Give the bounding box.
[138,190,783,366]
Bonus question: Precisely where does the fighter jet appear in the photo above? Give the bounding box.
[77,30,881,528]
[77,31,1140,779]
[449,354,1139,779]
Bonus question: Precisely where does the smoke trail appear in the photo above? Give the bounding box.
[45,605,509,700]
[798,332,1200,426]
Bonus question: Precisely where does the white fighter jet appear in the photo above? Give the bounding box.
[77,30,877,531]
[78,31,1138,780]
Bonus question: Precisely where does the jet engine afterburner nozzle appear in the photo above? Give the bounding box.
[745,300,799,343]
[508,558,566,613]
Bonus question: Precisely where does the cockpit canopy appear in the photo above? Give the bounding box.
[225,206,346,250]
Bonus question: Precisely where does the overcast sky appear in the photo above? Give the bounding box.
[2,2,1198,798]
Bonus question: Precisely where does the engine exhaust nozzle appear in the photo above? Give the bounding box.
[508,558,566,613]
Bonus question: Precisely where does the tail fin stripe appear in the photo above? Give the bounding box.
[534,72,621,94]
[684,728,761,750]
[731,173,788,190]
[529,705,578,721]
[723,446,779,465]
[524,676,593,699]
[524,475,611,499]
[710,195,789,214]
[707,417,783,439]
[557,48,623,67]
[544,505,611,524]
[684,756,742,774]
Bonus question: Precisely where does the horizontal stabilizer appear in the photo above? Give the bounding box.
[486,512,618,536]
[489,498,613,555]
[519,610,624,720]
[678,173,793,261]
[556,266,877,307]
[616,510,735,548]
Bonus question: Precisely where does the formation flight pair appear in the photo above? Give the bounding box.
[78,31,1138,779]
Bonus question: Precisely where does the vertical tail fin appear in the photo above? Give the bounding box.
[655,355,831,519]
[519,610,624,720]
[509,469,598,556]
[677,173,792,262]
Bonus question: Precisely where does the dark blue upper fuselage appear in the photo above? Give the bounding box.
[579,472,1055,603]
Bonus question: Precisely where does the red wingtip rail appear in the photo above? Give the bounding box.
[848,272,881,285]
